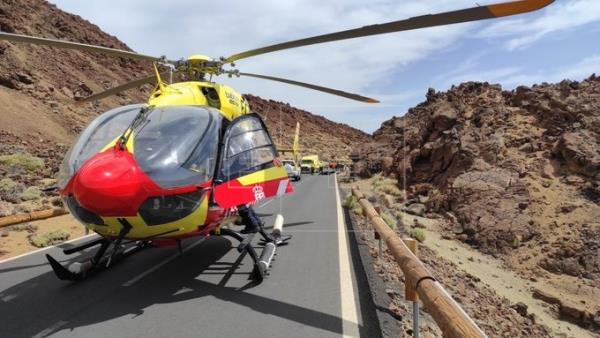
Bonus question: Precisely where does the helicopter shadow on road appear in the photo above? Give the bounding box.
[1,235,357,337]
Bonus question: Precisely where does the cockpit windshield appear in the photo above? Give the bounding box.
[58,105,220,189]
[133,106,219,188]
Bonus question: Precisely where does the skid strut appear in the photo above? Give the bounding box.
[217,214,291,281]
[46,220,146,281]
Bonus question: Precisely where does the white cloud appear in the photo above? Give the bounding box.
[499,54,600,85]
[434,54,600,90]
[558,54,600,79]
[479,0,600,50]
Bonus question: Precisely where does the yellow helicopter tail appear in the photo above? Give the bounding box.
[279,122,301,169]
[291,122,300,167]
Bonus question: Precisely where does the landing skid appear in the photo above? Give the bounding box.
[46,237,150,281]
[46,216,291,282]
[46,242,150,281]
[46,219,151,281]
[215,214,291,282]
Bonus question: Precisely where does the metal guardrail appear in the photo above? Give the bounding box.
[351,187,487,338]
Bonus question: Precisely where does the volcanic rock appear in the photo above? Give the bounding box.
[355,78,600,279]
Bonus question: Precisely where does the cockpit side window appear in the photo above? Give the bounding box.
[219,114,277,181]
[226,130,271,157]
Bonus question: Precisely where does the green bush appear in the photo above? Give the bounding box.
[0,153,44,172]
[11,223,38,233]
[0,178,20,192]
[373,176,402,196]
[512,237,521,248]
[20,186,42,201]
[0,178,24,202]
[380,184,402,196]
[28,230,70,248]
[409,229,426,242]
[381,213,397,230]
[371,173,383,182]
[352,206,363,215]
[342,195,358,209]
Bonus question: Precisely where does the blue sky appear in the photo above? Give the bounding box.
[48,0,600,133]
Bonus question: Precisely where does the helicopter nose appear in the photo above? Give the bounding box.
[72,150,153,216]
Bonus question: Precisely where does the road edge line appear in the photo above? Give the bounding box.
[334,173,360,337]
[0,233,97,264]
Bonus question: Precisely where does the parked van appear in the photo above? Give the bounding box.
[300,155,322,174]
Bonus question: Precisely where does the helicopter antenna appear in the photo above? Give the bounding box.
[158,62,175,84]
[153,63,167,92]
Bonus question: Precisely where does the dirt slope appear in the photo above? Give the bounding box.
[0,0,152,142]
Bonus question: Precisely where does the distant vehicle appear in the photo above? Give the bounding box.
[282,160,301,181]
[301,155,322,174]
[320,161,335,175]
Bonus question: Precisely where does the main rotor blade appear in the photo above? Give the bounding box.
[224,0,553,63]
[77,72,169,103]
[0,32,164,62]
[239,72,378,103]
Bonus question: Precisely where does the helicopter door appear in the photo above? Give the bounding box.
[213,114,292,209]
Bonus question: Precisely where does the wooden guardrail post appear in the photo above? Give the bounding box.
[403,238,418,302]
[403,238,420,338]
[374,229,383,257]
[351,187,487,338]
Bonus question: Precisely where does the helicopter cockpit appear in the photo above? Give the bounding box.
[58,104,222,190]
[58,103,283,211]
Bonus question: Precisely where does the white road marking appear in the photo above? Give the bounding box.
[0,234,97,265]
[334,173,360,337]
[31,320,68,338]
[256,199,273,209]
[1,294,17,302]
[122,237,207,287]
[276,179,289,196]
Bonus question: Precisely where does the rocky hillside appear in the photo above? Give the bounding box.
[354,77,600,331]
[0,0,370,217]
[0,0,152,142]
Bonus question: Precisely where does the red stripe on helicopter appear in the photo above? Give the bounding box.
[213,178,293,209]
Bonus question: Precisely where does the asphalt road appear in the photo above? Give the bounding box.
[0,174,378,338]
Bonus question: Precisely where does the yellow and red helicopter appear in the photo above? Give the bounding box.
[0,0,552,281]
